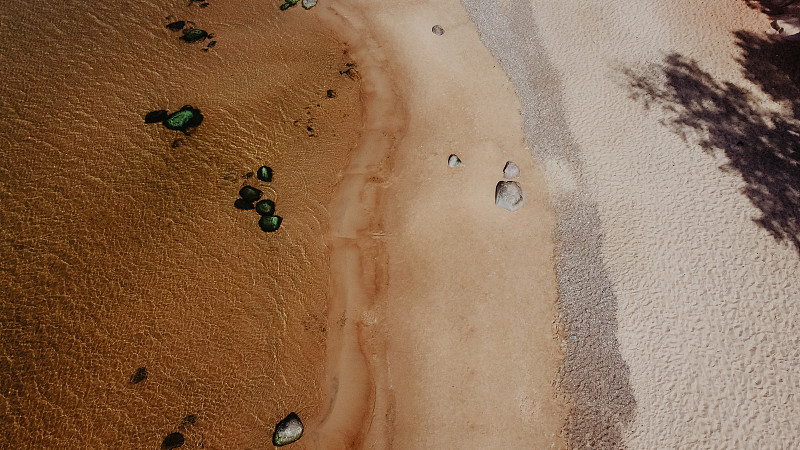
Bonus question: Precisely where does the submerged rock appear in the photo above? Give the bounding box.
[272,412,303,446]
[280,0,300,10]
[145,110,168,124]
[259,215,283,232]
[164,106,203,132]
[255,199,276,216]
[257,165,273,182]
[327,89,336,98]
[239,186,262,202]
[234,198,255,210]
[166,20,186,31]
[161,432,184,450]
[180,28,209,43]
[503,161,520,179]
[129,366,148,384]
[432,25,445,36]
[448,154,463,168]
[495,181,525,211]
[301,0,317,9]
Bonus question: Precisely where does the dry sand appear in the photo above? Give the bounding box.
[463,0,800,447]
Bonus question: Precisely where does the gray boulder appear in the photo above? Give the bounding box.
[273,412,303,446]
[503,161,520,179]
[495,181,525,211]
[448,154,463,168]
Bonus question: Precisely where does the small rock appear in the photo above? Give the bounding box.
[239,186,262,202]
[495,181,525,211]
[301,0,317,9]
[129,367,148,384]
[326,89,336,98]
[259,215,283,232]
[161,432,184,450]
[448,154,463,168]
[145,110,168,124]
[234,198,255,210]
[432,25,445,36]
[280,0,300,10]
[272,412,303,446]
[503,161,520,179]
[257,166,273,182]
[255,199,276,216]
[207,40,217,48]
[181,414,197,427]
[180,28,209,43]
[166,21,186,32]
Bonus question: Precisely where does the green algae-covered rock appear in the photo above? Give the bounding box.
[259,215,283,232]
[164,106,203,132]
[280,0,300,10]
[239,185,262,202]
[255,199,275,216]
[180,28,209,43]
[272,412,302,445]
[301,0,317,9]
[257,165,273,182]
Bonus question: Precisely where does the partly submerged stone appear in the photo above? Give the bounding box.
[259,215,283,232]
[164,106,203,132]
[301,0,317,9]
[180,28,209,43]
[327,89,336,98]
[255,199,276,216]
[161,432,184,450]
[448,154,463,168]
[495,181,525,211]
[432,25,445,36]
[239,185,262,202]
[272,412,303,446]
[166,20,186,31]
[503,161,520,179]
[145,110,168,124]
[257,165,273,182]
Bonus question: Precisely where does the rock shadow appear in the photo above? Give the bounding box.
[624,36,800,252]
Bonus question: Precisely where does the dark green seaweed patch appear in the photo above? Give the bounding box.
[180,28,209,43]
[256,166,273,182]
[259,215,283,232]
[255,199,276,216]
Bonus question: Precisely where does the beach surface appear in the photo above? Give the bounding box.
[460,0,800,447]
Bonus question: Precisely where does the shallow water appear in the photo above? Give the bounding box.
[0,0,361,447]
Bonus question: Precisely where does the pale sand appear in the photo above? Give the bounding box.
[463,0,800,448]
[309,0,568,448]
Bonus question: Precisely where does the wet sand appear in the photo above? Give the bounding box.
[312,0,567,447]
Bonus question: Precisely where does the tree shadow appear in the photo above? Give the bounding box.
[624,33,800,252]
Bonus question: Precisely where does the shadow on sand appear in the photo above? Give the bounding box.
[624,31,800,252]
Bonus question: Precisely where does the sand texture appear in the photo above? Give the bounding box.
[462,0,800,447]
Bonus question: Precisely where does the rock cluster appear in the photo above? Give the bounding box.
[236,167,283,232]
[272,412,304,446]
[280,0,317,10]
